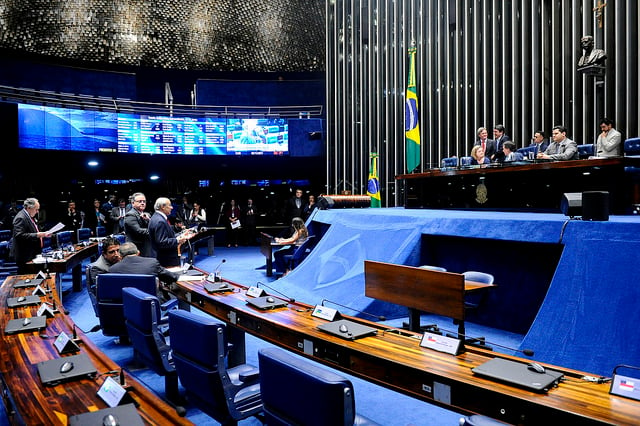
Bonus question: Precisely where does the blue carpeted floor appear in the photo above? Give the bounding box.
[62,245,522,425]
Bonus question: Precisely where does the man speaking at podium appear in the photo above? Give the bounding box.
[12,197,52,274]
[148,197,190,267]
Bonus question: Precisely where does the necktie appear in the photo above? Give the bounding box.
[482,140,486,151]
[29,214,42,248]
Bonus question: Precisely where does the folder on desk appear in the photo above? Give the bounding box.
[13,278,44,289]
[36,353,97,386]
[4,316,47,335]
[471,357,564,393]
[7,295,41,308]
[317,319,378,340]
[68,403,144,426]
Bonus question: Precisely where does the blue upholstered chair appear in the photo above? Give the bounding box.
[56,230,74,249]
[122,287,184,414]
[76,227,92,243]
[624,137,640,156]
[258,347,379,426]
[441,156,458,168]
[95,225,107,238]
[517,145,536,158]
[283,235,316,272]
[577,143,594,159]
[0,230,17,276]
[459,156,473,167]
[168,309,262,424]
[96,273,157,340]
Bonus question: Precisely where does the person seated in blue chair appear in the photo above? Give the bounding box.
[87,237,122,293]
[470,145,490,166]
[502,141,523,163]
[273,217,308,277]
[109,242,179,302]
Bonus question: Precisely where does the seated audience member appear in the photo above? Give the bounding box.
[273,217,309,276]
[109,242,180,302]
[87,237,122,295]
[502,141,523,162]
[595,117,622,157]
[470,145,490,165]
[538,125,578,161]
[530,130,550,156]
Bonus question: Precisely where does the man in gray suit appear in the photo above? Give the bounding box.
[538,125,578,161]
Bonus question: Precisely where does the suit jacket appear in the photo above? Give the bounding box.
[110,206,130,234]
[494,134,511,152]
[529,139,550,155]
[87,255,113,293]
[108,255,179,285]
[544,138,578,161]
[124,209,152,256]
[286,197,305,221]
[11,209,41,271]
[148,212,180,267]
[473,139,497,159]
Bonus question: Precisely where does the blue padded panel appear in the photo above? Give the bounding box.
[259,347,355,426]
[169,309,222,369]
[624,137,640,156]
[77,227,92,242]
[96,273,156,301]
[95,226,107,237]
[122,287,160,333]
[441,157,458,168]
[56,230,74,247]
[0,230,11,242]
[577,144,594,158]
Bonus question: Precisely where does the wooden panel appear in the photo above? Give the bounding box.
[364,260,465,320]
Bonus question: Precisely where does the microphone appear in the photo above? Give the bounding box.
[321,299,386,321]
[427,325,534,357]
[257,281,295,303]
[210,259,226,282]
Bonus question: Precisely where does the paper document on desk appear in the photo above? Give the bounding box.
[48,222,65,234]
[179,274,206,281]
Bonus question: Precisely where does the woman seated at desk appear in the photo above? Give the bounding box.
[470,145,490,166]
[273,217,308,276]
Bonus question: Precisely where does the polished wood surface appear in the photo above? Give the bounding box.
[0,274,192,426]
[24,242,98,292]
[171,275,640,425]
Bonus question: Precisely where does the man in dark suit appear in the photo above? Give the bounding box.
[109,242,179,302]
[109,198,129,234]
[473,127,496,159]
[529,130,550,156]
[11,198,52,274]
[285,188,305,223]
[124,192,152,257]
[148,197,190,267]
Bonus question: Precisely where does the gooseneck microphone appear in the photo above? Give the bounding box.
[257,281,296,303]
[429,325,534,357]
[210,259,226,282]
[321,299,386,321]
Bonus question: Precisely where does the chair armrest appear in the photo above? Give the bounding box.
[238,368,260,383]
[161,298,179,312]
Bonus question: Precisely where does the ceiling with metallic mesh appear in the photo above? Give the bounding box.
[0,0,325,72]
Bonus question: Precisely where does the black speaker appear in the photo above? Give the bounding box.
[582,191,609,221]
[560,193,582,217]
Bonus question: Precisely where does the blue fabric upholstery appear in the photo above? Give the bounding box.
[122,287,181,407]
[624,137,640,156]
[577,143,594,159]
[77,227,92,242]
[283,235,316,271]
[168,309,262,424]
[258,347,379,426]
[56,230,74,248]
[95,226,107,237]
[517,145,536,157]
[441,156,458,168]
[96,273,157,337]
[460,156,473,166]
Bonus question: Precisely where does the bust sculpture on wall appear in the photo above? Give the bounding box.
[577,35,606,69]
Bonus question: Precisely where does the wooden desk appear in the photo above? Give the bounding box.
[24,242,98,294]
[0,274,191,425]
[259,232,277,277]
[397,157,640,213]
[171,276,640,425]
[364,260,495,335]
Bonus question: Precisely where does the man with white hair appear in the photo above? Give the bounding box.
[148,197,190,267]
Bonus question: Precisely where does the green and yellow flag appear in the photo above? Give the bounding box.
[405,47,421,173]
[367,153,381,207]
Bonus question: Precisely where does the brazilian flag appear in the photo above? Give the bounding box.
[367,153,381,207]
[405,47,421,173]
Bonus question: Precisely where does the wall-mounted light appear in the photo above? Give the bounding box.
[87,160,99,167]
[149,174,160,181]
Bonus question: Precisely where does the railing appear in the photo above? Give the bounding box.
[0,84,323,118]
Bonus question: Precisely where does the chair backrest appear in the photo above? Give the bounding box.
[0,230,11,242]
[462,271,494,284]
[96,273,156,337]
[441,156,458,168]
[291,235,316,264]
[95,226,107,237]
[577,143,594,159]
[517,145,536,156]
[459,156,473,167]
[56,230,74,248]
[258,347,356,426]
[122,287,172,375]
[624,137,640,156]
[42,236,53,253]
[168,309,262,423]
[77,227,92,242]
[419,265,447,272]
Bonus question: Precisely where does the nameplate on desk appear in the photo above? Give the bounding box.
[246,286,265,298]
[610,365,640,401]
[97,376,129,407]
[32,284,48,296]
[311,305,339,321]
[54,331,81,354]
[420,332,463,356]
[37,303,56,318]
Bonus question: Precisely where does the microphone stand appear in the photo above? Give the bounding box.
[257,281,295,303]
[321,299,386,321]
